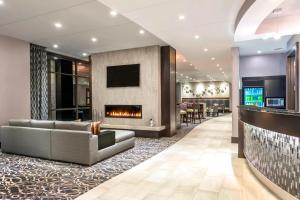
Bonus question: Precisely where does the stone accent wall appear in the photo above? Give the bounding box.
[92,46,161,126]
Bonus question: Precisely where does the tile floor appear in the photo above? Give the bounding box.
[76,114,279,200]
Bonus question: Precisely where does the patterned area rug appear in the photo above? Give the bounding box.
[0,122,204,200]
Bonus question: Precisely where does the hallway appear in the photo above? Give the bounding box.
[77,114,279,200]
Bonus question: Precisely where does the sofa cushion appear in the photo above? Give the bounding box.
[31,120,55,129]
[9,119,31,127]
[114,130,135,143]
[55,121,91,131]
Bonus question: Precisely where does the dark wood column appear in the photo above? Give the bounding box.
[161,46,176,137]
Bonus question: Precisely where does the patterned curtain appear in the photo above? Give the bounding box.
[30,44,48,120]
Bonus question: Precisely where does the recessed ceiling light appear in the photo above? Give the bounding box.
[82,53,88,57]
[257,50,262,54]
[178,15,185,20]
[211,57,215,61]
[204,48,208,52]
[189,63,193,66]
[180,74,183,76]
[216,64,220,67]
[91,37,98,42]
[194,35,199,39]
[0,0,4,5]
[53,44,59,49]
[110,10,118,16]
[54,22,63,29]
[139,30,145,34]
[183,59,187,62]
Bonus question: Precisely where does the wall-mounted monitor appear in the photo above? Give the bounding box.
[266,97,285,109]
[243,87,264,107]
[107,64,140,88]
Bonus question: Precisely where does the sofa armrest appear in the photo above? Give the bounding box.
[89,134,98,165]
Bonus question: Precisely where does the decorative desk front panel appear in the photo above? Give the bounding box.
[244,123,300,199]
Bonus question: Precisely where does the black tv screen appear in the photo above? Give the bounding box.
[107,64,140,87]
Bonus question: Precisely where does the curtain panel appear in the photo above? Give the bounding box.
[30,44,48,120]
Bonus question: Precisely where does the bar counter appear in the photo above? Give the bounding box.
[238,106,300,200]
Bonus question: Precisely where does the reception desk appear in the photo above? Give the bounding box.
[238,106,300,200]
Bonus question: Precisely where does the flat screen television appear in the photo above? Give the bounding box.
[243,87,264,107]
[107,64,140,87]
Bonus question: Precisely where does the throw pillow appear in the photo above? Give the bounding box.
[91,121,101,135]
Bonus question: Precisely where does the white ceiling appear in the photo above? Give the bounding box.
[234,0,299,57]
[96,0,245,82]
[0,0,166,58]
[267,0,300,19]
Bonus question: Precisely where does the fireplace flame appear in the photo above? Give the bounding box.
[106,111,142,118]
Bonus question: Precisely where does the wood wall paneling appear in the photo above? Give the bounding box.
[161,46,177,137]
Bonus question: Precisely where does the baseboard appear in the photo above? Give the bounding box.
[231,137,239,143]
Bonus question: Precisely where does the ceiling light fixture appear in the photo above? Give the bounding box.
[257,50,262,54]
[82,53,88,57]
[190,63,193,66]
[216,64,220,67]
[211,57,215,61]
[194,35,199,39]
[178,15,185,20]
[139,30,145,34]
[204,48,208,52]
[110,10,118,16]
[0,0,4,5]
[53,44,59,49]
[183,59,187,62]
[54,22,63,29]
[91,37,98,42]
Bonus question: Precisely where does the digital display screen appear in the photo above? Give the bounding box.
[107,64,140,88]
[243,87,264,107]
[266,98,285,108]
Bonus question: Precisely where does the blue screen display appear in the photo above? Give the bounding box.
[243,87,264,107]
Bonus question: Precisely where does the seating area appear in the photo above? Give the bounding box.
[1,120,135,165]
[1,0,300,199]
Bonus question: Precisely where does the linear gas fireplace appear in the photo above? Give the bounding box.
[105,105,142,119]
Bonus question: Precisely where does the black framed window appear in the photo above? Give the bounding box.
[47,53,91,121]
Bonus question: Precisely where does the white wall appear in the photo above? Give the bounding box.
[240,53,286,78]
[231,47,240,138]
[92,46,161,126]
[0,35,30,125]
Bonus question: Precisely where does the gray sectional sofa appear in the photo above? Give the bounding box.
[0,119,135,165]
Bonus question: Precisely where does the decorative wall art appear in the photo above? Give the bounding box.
[181,82,230,98]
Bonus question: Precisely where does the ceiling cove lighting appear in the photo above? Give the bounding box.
[110,10,118,16]
[178,15,185,20]
[54,22,63,29]
[139,30,145,34]
[53,44,59,49]
[91,37,98,42]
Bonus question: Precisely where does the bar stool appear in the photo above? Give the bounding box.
[179,103,188,126]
